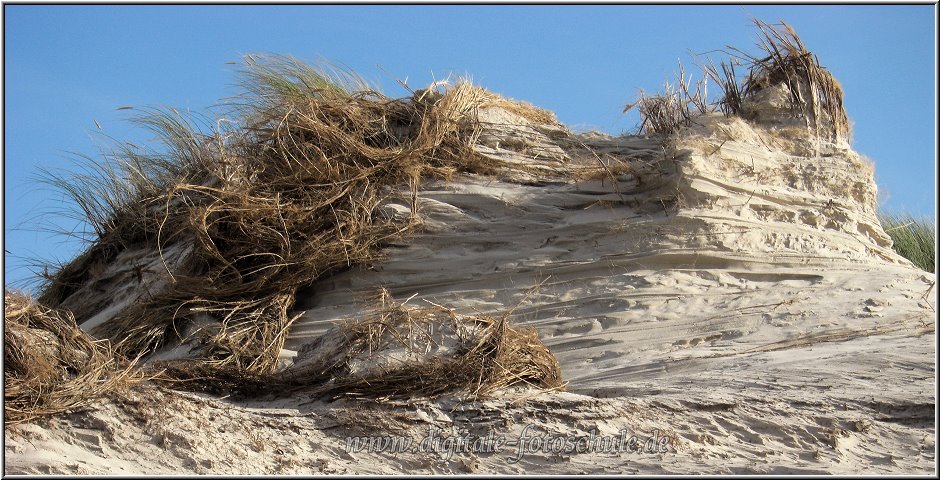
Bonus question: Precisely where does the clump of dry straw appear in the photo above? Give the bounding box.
[150,290,564,401]
[295,290,564,400]
[632,17,850,143]
[710,18,850,142]
[36,54,563,382]
[4,291,143,425]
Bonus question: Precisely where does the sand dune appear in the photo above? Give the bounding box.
[4,24,936,473]
[6,96,935,474]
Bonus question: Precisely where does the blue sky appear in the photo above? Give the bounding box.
[3,4,937,290]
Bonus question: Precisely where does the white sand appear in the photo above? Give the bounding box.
[5,101,935,474]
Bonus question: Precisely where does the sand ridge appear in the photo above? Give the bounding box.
[5,96,934,474]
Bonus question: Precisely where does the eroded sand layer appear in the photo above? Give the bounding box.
[5,106,935,474]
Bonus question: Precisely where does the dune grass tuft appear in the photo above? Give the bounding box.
[631,17,850,143]
[150,290,564,401]
[35,54,566,380]
[3,291,144,425]
[625,61,709,136]
[880,212,935,273]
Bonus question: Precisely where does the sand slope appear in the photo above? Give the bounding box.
[4,100,935,474]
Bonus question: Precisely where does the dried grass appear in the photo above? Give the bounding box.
[3,291,144,425]
[301,290,563,400]
[631,18,851,143]
[149,290,563,400]
[626,61,710,136]
[706,18,850,142]
[37,54,564,376]
[702,57,744,117]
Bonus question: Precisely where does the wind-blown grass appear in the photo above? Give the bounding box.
[239,54,371,102]
[36,53,563,377]
[880,212,935,273]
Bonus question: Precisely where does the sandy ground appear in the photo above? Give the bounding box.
[4,323,934,474]
[4,103,936,474]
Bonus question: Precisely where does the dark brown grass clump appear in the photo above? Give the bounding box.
[632,17,850,143]
[709,18,851,142]
[150,291,564,401]
[3,291,143,425]
[37,55,563,376]
[300,291,564,400]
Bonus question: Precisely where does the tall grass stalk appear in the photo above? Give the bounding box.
[880,212,935,273]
